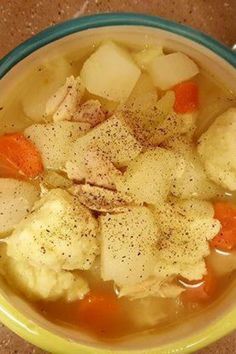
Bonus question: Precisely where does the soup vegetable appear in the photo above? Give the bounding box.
[0,40,236,340]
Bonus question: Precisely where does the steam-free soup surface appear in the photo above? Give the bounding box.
[0,38,236,341]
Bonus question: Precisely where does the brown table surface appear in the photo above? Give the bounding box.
[0,0,236,353]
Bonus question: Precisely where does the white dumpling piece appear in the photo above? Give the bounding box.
[164,136,223,199]
[154,200,221,281]
[24,121,90,170]
[6,189,99,272]
[80,41,141,102]
[0,179,39,233]
[198,108,236,191]
[5,257,89,302]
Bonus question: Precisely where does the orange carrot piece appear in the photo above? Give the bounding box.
[0,133,43,178]
[211,202,236,251]
[181,266,216,303]
[78,290,121,331]
[173,81,199,114]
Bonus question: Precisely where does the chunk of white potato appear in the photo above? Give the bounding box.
[155,91,175,114]
[125,73,158,111]
[122,90,172,140]
[80,41,141,102]
[46,76,85,122]
[5,257,89,301]
[100,206,160,286]
[122,91,196,146]
[115,148,181,205]
[133,47,163,70]
[41,171,73,189]
[6,189,99,272]
[70,184,134,212]
[22,57,72,122]
[24,121,90,170]
[0,179,39,234]
[198,108,236,190]
[164,136,223,199]
[119,276,183,299]
[148,52,199,90]
[66,115,142,181]
[154,201,221,280]
[148,102,196,145]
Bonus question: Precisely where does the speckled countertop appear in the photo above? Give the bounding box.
[0,1,236,353]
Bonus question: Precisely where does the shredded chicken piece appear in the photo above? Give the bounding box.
[45,76,85,121]
[73,99,106,127]
[119,276,184,299]
[70,184,134,212]
[67,147,121,189]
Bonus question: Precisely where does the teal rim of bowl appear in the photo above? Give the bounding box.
[0,12,235,79]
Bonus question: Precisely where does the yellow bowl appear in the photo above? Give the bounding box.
[0,13,236,353]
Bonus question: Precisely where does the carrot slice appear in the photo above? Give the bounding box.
[0,133,43,178]
[181,266,216,303]
[78,290,122,332]
[173,81,199,114]
[211,202,236,251]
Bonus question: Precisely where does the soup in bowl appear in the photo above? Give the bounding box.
[0,13,236,354]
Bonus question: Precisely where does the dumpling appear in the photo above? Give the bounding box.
[198,108,236,190]
[5,257,89,302]
[6,189,99,272]
[154,200,221,281]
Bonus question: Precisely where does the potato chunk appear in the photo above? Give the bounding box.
[0,179,39,233]
[198,108,236,190]
[100,207,160,286]
[80,41,141,102]
[24,121,90,170]
[125,73,158,111]
[133,47,163,70]
[7,189,99,272]
[148,52,199,90]
[116,148,181,205]
[121,91,196,146]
